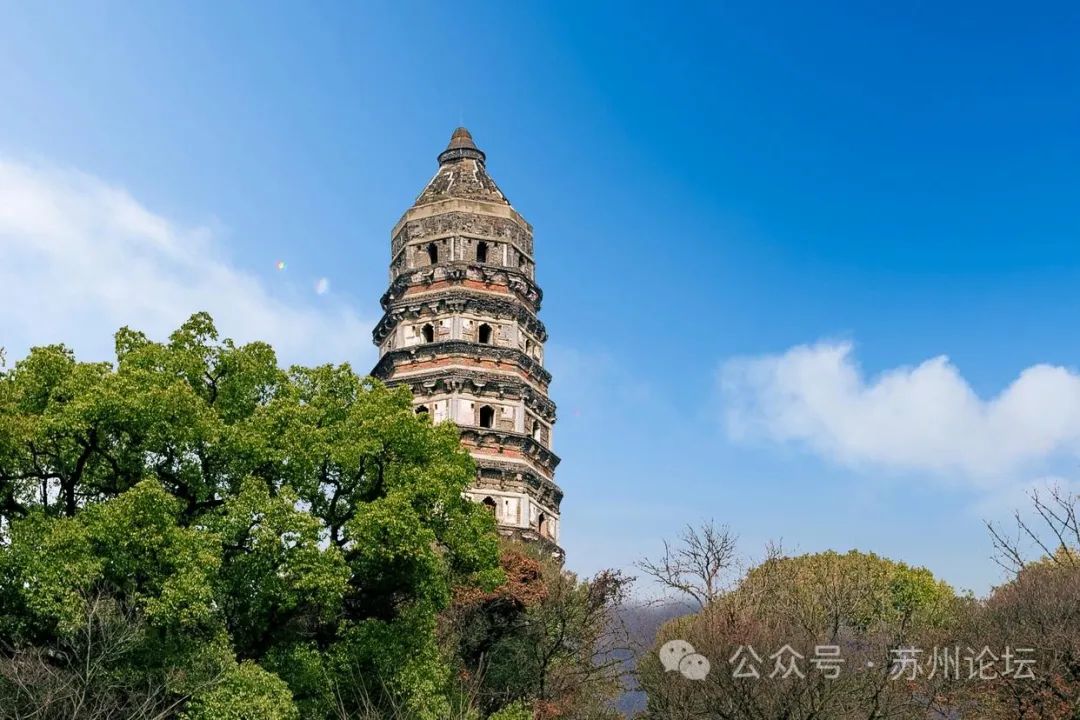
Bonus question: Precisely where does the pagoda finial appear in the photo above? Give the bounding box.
[448,127,476,150]
[438,127,486,165]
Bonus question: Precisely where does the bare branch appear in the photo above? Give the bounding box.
[637,520,738,609]
[986,486,1080,572]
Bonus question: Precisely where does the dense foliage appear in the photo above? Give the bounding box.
[956,547,1080,718]
[639,549,959,719]
[638,536,1080,719]
[0,313,503,719]
[444,544,631,719]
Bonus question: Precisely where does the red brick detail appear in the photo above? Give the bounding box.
[383,357,548,391]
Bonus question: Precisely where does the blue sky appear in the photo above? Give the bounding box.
[2,1,1080,595]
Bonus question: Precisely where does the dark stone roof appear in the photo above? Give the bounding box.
[414,128,511,207]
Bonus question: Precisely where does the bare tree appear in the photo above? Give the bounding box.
[978,486,1080,719]
[528,567,633,714]
[637,520,738,609]
[0,593,213,720]
[986,486,1080,572]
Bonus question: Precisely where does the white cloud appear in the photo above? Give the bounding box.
[0,158,374,368]
[720,341,1080,486]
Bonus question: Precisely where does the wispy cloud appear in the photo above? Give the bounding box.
[720,341,1080,488]
[0,158,374,367]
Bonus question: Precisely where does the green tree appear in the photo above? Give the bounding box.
[0,313,502,719]
[638,535,958,720]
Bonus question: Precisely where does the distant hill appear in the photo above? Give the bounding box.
[612,599,696,716]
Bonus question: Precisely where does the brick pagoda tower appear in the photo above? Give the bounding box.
[372,128,563,556]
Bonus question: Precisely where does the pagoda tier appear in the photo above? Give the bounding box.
[372,128,563,555]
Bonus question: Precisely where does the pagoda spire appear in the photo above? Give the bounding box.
[438,126,486,165]
[415,127,508,207]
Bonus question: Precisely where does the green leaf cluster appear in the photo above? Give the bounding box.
[0,313,502,718]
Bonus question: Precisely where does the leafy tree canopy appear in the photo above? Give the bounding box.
[736,549,957,635]
[0,313,502,719]
[640,545,959,720]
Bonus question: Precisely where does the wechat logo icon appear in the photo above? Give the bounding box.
[659,639,711,680]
